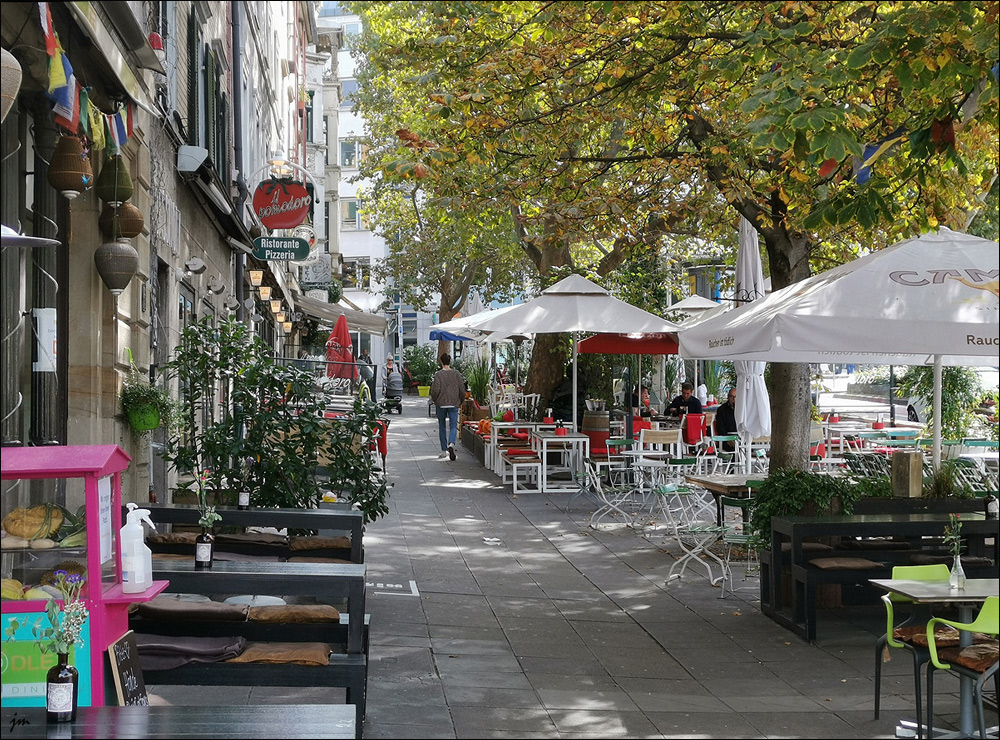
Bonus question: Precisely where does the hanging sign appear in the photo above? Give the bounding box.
[252,178,312,229]
[252,236,310,261]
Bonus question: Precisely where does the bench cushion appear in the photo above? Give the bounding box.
[288,535,352,551]
[226,641,332,666]
[808,556,883,570]
[248,604,341,623]
[136,596,249,621]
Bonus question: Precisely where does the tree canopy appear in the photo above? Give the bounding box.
[348,0,999,468]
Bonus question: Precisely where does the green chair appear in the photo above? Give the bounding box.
[718,495,756,599]
[925,596,999,740]
[873,563,951,739]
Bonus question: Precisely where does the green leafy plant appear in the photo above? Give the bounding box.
[316,397,391,523]
[464,355,492,405]
[896,366,983,439]
[746,469,866,549]
[403,343,438,386]
[120,356,174,435]
[922,458,975,499]
[942,513,964,558]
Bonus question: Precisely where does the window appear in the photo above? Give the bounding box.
[340,198,363,229]
[342,21,362,36]
[340,139,358,168]
[318,1,351,17]
[340,79,358,109]
[341,259,370,290]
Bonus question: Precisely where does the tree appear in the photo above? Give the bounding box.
[349,1,999,468]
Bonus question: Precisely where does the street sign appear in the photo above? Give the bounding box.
[252,236,309,261]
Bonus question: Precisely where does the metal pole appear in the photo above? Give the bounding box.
[889,365,896,426]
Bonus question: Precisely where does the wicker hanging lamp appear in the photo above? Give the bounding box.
[47,135,93,200]
[94,154,134,205]
[99,201,144,239]
[1,46,22,123]
[94,238,139,296]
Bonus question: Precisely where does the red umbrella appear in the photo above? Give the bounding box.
[325,315,358,392]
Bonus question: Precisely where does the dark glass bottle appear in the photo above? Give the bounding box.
[195,528,214,569]
[46,652,78,723]
[237,487,250,511]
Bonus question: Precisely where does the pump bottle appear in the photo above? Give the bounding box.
[121,503,156,593]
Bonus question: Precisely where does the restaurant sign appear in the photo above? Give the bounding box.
[253,236,310,261]
[252,178,312,229]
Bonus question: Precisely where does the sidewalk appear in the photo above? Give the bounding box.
[149,394,973,738]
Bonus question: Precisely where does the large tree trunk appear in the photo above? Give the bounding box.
[759,221,813,471]
[524,334,567,412]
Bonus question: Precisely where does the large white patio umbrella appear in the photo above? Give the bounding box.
[734,216,771,473]
[678,227,999,467]
[434,274,680,429]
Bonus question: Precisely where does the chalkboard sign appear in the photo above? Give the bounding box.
[107,630,148,706]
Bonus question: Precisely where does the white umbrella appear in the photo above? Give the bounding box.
[734,216,772,473]
[434,274,680,429]
[679,227,999,467]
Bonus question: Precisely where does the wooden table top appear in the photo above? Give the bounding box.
[1,704,355,739]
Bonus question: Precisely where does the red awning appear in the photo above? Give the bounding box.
[577,333,678,355]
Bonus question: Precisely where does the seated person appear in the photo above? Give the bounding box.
[628,384,652,418]
[667,382,703,419]
[714,387,738,451]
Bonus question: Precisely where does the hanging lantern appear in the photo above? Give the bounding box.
[98,201,144,239]
[95,154,134,205]
[1,46,22,123]
[94,238,139,296]
[47,135,93,200]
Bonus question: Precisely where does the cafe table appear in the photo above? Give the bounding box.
[0,704,356,739]
[869,578,999,739]
[531,428,589,493]
[684,473,768,525]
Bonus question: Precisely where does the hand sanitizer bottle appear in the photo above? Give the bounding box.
[121,503,156,593]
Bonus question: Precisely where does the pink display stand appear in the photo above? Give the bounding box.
[1,445,168,707]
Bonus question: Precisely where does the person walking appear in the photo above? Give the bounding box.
[430,353,465,460]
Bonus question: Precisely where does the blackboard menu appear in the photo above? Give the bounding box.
[107,630,148,706]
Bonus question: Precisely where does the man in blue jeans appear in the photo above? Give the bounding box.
[430,353,466,460]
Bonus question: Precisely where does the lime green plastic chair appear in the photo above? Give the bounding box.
[873,564,951,738]
[925,596,999,740]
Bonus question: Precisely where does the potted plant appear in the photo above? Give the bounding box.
[316,397,391,523]
[465,356,491,407]
[120,356,174,435]
[403,343,438,397]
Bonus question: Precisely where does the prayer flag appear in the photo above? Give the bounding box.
[38,2,57,57]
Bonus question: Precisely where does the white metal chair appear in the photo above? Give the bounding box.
[587,459,638,529]
[718,495,758,598]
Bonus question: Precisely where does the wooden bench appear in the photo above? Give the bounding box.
[134,503,365,563]
[141,558,368,737]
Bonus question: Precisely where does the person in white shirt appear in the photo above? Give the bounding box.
[696,382,708,406]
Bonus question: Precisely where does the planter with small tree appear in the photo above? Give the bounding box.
[404,343,438,397]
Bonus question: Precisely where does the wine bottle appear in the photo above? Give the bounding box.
[237,487,250,510]
[46,653,78,723]
[195,528,214,569]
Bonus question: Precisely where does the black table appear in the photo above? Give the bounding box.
[135,504,364,563]
[1,704,355,738]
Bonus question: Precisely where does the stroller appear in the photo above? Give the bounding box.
[382,368,404,414]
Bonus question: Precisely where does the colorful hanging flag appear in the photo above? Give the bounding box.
[855,127,906,184]
[79,87,90,135]
[47,48,68,93]
[49,52,79,132]
[107,109,128,150]
[38,2,57,57]
[87,94,106,151]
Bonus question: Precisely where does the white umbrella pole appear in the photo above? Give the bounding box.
[932,354,943,470]
[572,333,579,430]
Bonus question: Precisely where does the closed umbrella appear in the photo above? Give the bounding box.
[325,314,358,394]
[734,216,771,472]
